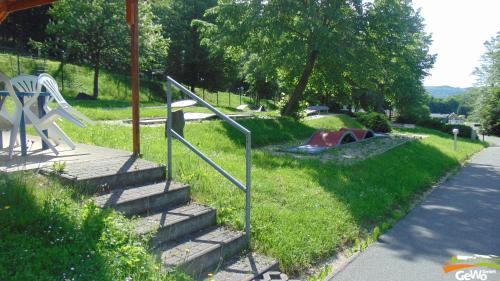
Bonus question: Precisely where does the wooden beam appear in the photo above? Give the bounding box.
[125,0,133,25]
[2,0,56,13]
[0,0,56,23]
[129,0,140,156]
[0,11,8,23]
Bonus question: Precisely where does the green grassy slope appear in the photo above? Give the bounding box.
[0,173,192,281]
[0,53,163,103]
[57,115,486,273]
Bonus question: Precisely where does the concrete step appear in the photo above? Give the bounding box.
[206,253,279,281]
[254,271,298,281]
[136,203,216,245]
[93,181,190,216]
[42,156,166,192]
[155,226,248,279]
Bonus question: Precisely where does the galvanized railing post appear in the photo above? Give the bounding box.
[165,75,252,243]
[167,78,173,180]
[245,133,252,243]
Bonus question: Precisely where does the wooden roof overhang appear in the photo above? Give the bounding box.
[0,0,56,22]
[0,0,142,155]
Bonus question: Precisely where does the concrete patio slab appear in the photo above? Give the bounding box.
[1,132,134,173]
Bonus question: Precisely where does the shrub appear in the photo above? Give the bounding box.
[476,88,500,136]
[417,119,474,138]
[416,118,446,131]
[443,124,473,138]
[355,112,392,133]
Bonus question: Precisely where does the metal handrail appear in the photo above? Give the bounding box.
[166,76,252,243]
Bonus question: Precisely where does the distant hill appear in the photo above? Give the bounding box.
[425,86,470,99]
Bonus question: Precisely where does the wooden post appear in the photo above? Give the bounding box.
[128,0,141,156]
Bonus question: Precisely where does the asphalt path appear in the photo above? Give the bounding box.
[331,146,500,281]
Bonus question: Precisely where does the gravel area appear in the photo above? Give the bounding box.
[261,133,427,165]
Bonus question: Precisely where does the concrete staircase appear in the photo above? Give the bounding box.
[75,157,278,280]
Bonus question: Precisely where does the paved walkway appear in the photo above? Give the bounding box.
[331,146,500,281]
[484,135,500,146]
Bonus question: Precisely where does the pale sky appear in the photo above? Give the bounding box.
[412,0,500,87]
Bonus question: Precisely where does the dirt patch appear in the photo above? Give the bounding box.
[261,133,427,165]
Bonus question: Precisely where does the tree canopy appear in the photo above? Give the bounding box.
[196,0,435,117]
[0,0,437,119]
[474,32,500,136]
[47,0,169,98]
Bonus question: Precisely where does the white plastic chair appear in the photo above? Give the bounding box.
[38,73,94,126]
[10,75,41,118]
[11,74,78,150]
[0,72,25,158]
[9,74,59,156]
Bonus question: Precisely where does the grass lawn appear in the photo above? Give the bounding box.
[0,52,278,121]
[0,173,193,281]
[70,104,275,121]
[56,114,486,274]
[67,91,278,121]
[0,53,163,103]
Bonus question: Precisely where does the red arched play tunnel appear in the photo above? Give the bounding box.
[307,130,358,147]
[339,128,375,141]
[282,128,378,154]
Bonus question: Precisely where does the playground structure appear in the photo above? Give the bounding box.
[340,128,375,140]
[284,128,377,154]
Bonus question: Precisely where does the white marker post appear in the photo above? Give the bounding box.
[453,128,459,151]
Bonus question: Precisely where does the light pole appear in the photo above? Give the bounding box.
[239,86,244,105]
[201,77,205,100]
[453,128,459,151]
[61,50,65,91]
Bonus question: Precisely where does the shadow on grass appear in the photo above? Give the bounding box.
[246,129,488,273]
[219,117,319,148]
[68,98,134,109]
[254,138,464,228]
[218,114,365,148]
[0,173,113,281]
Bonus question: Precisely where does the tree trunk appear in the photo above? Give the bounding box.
[92,53,100,99]
[282,50,319,117]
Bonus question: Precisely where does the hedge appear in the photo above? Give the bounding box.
[417,118,474,138]
[355,112,392,133]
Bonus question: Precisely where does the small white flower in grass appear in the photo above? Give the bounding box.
[125,277,133,281]
[70,267,74,271]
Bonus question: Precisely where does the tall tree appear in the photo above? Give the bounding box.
[47,0,169,99]
[152,0,231,92]
[198,0,434,118]
[474,32,500,136]
[197,0,361,117]
[474,32,500,88]
[365,0,434,121]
